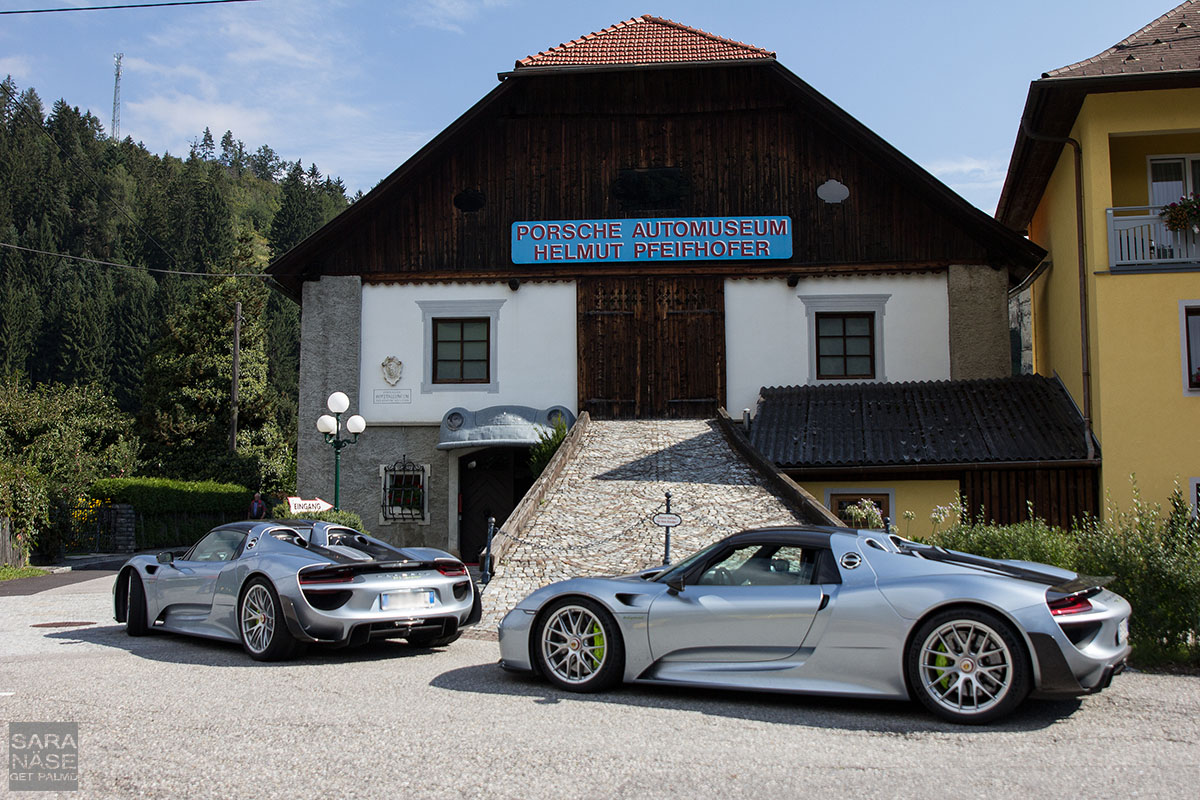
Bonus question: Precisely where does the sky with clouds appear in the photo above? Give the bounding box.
[0,0,1178,213]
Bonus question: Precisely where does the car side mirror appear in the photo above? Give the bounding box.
[666,575,685,595]
[156,551,174,564]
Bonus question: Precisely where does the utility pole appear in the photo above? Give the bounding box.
[110,53,123,141]
[229,301,241,453]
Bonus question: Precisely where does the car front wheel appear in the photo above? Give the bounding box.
[239,578,297,661]
[533,598,624,692]
[906,608,1030,724]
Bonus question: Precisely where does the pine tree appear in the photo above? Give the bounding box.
[55,271,112,386]
[248,144,281,181]
[198,127,216,161]
[109,268,155,412]
[219,130,235,167]
[268,161,321,258]
[170,155,235,273]
[140,231,292,492]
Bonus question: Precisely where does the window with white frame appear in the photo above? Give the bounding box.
[799,294,890,383]
[416,299,504,393]
[380,459,430,524]
[1149,156,1200,207]
[1181,301,1200,393]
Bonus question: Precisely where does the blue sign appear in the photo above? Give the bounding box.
[511,216,792,264]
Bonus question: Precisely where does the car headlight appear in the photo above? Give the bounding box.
[1117,617,1129,645]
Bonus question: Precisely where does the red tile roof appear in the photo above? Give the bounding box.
[1046,0,1200,78]
[515,14,774,70]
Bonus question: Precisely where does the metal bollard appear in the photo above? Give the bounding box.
[481,516,495,584]
[663,492,672,566]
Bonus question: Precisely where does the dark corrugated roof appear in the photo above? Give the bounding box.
[751,376,1095,469]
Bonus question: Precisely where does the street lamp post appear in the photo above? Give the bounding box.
[316,391,365,511]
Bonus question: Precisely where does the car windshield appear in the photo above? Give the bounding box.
[656,540,726,584]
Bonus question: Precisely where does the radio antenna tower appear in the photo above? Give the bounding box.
[110,53,123,141]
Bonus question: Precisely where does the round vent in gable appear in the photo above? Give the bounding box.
[453,188,486,212]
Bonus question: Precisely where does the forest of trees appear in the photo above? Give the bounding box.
[0,76,352,497]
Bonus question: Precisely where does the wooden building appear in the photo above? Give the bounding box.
[268,15,1048,555]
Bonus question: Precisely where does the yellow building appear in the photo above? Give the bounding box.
[997,1,1200,512]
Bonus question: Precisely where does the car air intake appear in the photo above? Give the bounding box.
[303,589,352,611]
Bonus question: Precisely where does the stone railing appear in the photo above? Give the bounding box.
[715,408,845,527]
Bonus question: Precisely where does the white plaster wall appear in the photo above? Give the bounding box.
[359,282,578,423]
[725,273,952,415]
[725,279,807,414]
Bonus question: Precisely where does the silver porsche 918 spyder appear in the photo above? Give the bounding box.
[498,526,1131,723]
[113,520,481,660]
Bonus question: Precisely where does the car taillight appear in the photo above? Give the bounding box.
[1048,594,1093,616]
[435,559,467,577]
[299,571,354,585]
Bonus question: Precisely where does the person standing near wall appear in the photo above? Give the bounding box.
[248,492,267,520]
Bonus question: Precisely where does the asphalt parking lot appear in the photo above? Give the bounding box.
[2,574,1198,799]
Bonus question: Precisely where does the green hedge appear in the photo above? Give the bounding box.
[268,503,369,534]
[925,490,1200,666]
[90,478,252,515]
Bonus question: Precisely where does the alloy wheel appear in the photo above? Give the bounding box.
[540,604,608,685]
[917,618,1014,716]
[241,584,275,655]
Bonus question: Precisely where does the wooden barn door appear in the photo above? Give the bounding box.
[578,276,725,419]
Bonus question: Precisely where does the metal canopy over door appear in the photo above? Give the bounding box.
[578,276,725,418]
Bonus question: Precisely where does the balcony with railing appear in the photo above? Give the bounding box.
[1107,205,1200,270]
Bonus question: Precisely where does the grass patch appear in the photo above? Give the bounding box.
[0,565,47,581]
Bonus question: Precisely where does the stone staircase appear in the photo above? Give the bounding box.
[474,419,811,634]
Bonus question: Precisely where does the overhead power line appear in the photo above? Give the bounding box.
[0,0,261,15]
[0,242,269,278]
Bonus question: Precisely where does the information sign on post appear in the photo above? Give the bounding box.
[286,497,333,515]
[654,492,680,565]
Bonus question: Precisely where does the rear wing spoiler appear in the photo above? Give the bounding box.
[895,540,1112,594]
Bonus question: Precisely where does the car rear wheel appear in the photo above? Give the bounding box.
[906,608,1030,724]
[125,571,149,637]
[239,578,297,661]
[533,598,624,692]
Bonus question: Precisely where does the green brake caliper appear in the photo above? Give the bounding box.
[590,622,605,668]
[934,642,951,690]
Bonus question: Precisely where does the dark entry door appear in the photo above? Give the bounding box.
[458,448,533,564]
[578,276,725,419]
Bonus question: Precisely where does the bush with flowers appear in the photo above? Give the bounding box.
[1159,193,1200,234]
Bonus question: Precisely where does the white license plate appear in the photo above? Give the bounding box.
[381,589,435,611]
[1118,617,1129,645]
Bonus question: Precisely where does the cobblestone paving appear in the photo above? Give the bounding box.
[475,419,803,633]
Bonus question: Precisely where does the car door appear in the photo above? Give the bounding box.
[159,529,246,622]
[647,542,827,663]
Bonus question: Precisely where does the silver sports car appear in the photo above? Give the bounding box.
[114,520,480,660]
[498,526,1131,723]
